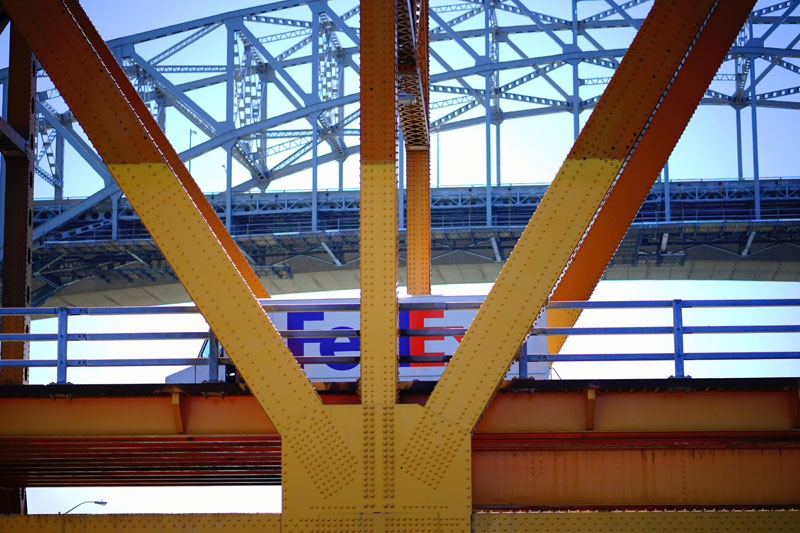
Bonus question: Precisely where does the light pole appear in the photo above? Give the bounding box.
[61,500,107,514]
[188,128,199,173]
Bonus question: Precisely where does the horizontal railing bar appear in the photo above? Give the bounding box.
[530,351,800,361]
[0,299,797,317]
[3,351,799,369]
[2,324,798,343]
[683,325,800,334]
[67,332,209,341]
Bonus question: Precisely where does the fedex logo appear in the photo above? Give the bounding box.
[267,298,547,382]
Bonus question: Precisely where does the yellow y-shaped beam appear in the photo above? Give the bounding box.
[2,0,355,497]
[547,0,758,353]
[400,0,756,488]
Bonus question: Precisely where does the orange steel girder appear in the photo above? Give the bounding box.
[398,0,432,295]
[548,0,758,353]
[0,23,35,386]
[1,384,799,506]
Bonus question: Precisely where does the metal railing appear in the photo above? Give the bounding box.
[0,298,797,384]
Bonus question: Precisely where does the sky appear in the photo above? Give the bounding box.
[2,0,799,515]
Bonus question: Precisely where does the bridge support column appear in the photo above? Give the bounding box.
[1,23,36,386]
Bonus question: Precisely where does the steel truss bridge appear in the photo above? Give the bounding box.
[1,0,798,304]
[0,0,799,531]
[31,177,800,306]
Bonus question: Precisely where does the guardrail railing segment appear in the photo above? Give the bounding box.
[0,298,797,384]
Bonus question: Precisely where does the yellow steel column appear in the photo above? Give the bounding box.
[357,0,399,519]
[400,0,735,488]
[2,0,357,506]
[359,0,398,407]
[547,0,756,354]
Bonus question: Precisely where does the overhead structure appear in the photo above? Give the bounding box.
[2,0,799,531]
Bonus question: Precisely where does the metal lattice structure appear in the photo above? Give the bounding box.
[1,0,800,529]
[0,0,797,305]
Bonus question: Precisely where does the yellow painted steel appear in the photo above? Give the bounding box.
[282,403,471,531]
[403,0,721,486]
[406,149,432,295]
[111,163,355,497]
[547,0,758,355]
[359,163,399,406]
[472,511,800,532]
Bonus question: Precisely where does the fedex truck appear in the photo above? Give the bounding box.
[167,295,550,383]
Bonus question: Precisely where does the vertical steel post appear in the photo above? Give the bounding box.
[208,333,220,383]
[55,132,64,201]
[225,143,233,232]
[663,160,671,222]
[572,0,580,140]
[111,192,120,240]
[672,299,686,378]
[225,24,235,233]
[735,107,743,179]
[338,159,344,191]
[226,24,235,128]
[484,75,492,226]
[495,121,501,186]
[484,0,492,226]
[1,24,36,385]
[311,116,319,231]
[398,130,405,230]
[56,307,68,384]
[311,10,320,232]
[517,341,528,379]
[749,54,761,219]
[359,0,397,405]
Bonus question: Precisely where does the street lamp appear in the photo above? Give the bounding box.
[61,500,107,514]
[188,128,199,172]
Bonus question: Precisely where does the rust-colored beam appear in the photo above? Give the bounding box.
[1,384,798,507]
[1,511,800,532]
[399,0,432,295]
[4,384,794,437]
[406,149,431,294]
[548,0,757,353]
[0,23,35,386]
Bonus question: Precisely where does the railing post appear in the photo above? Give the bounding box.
[207,333,220,383]
[56,307,68,384]
[518,340,528,379]
[671,299,686,378]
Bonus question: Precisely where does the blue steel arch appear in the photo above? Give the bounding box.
[0,0,798,305]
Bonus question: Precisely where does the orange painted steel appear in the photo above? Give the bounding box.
[1,385,798,506]
[0,24,36,386]
[1,386,796,437]
[472,434,800,508]
[0,0,265,300]
[406,149,432,294]
[400,0,432,295]
[359,0,398,406]
[548,0,756,353]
